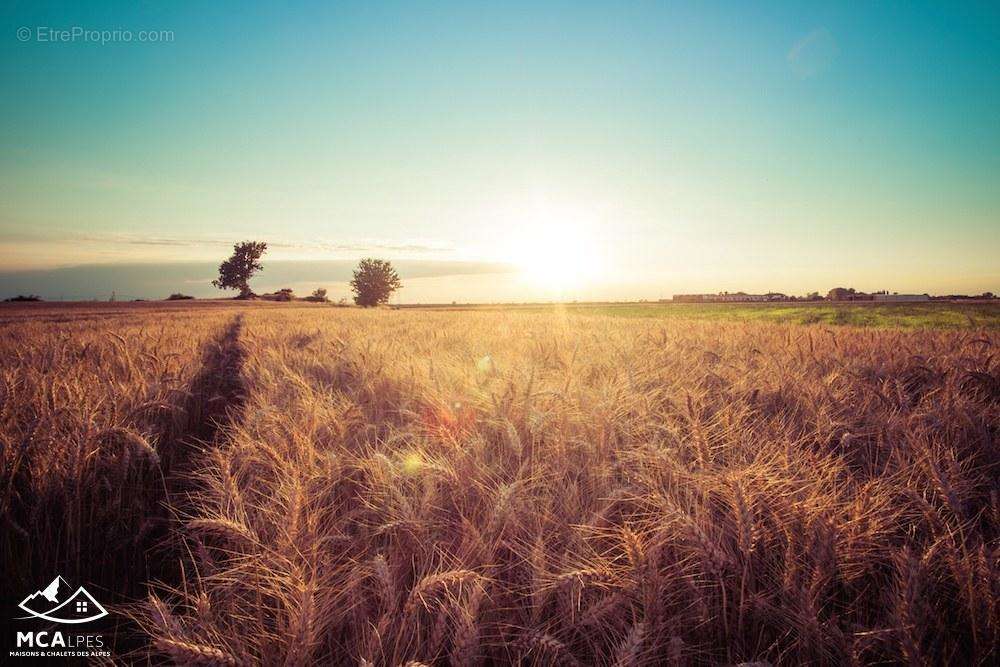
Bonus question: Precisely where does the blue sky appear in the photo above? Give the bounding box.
[1,1,998,300]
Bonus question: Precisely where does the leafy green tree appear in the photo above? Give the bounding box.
[351,258,402,307]
[213,241,267,297]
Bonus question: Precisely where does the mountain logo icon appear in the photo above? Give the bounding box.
[17,576,109,624]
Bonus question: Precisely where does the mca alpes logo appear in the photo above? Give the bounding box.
[17,576,108,624]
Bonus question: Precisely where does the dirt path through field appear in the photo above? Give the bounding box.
[117,314,249,655]
[158,313,248,476]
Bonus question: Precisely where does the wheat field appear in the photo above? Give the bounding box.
[2,303,997,665]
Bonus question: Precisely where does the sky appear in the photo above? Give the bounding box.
[1,1,998,302]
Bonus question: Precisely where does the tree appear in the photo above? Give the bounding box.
[213,241,267,297]
[350,258,402,307]
[304,288,329,303]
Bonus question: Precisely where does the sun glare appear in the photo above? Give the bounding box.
[506,210,607,292]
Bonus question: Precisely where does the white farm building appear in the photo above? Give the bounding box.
[872,294,929,302]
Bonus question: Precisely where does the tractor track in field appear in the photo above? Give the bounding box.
[121,314,249,656]
[160,313,248,479]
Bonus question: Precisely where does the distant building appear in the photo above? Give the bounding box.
[827,288,929,302]
[673,292,789,303]
[932,292,995,300]
[873,293,929,302]
[827,287,873,301]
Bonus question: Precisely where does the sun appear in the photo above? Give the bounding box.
[515,226,602,289]
[507,217,606,292]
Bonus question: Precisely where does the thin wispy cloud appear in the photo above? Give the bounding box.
[788,28,839,79]
[0,229,455,255]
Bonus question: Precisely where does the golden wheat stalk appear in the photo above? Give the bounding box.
[403,570,483,616]
[154,638,241,666]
